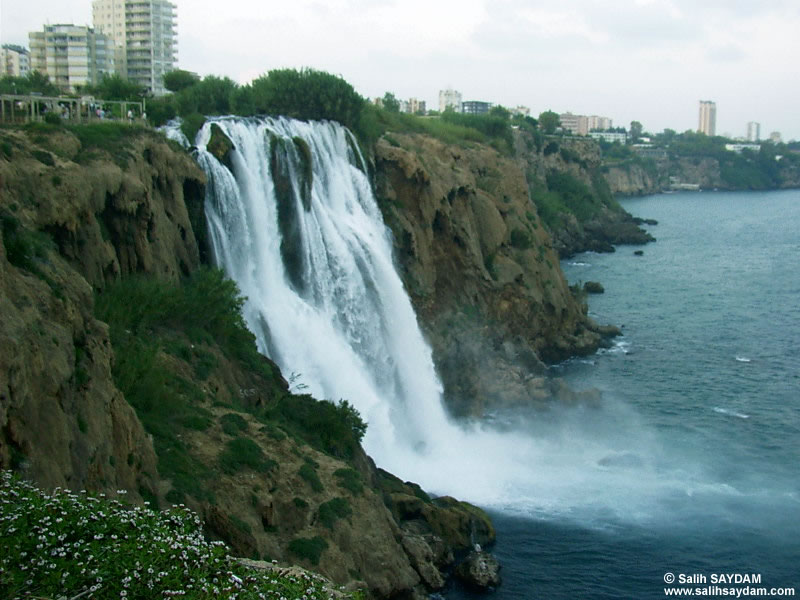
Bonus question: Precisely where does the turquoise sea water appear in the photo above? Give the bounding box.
[447,190,800,599]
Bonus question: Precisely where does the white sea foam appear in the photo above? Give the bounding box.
[735,356,752,363]
[713,406,750,419]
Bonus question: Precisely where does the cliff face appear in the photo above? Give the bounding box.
[0,125,496,600]
[0,126,205,501]
[605,153,800,196]
[374,133,615,417]
[604,163,662,196]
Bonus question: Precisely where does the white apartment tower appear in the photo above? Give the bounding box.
[746,121,760,142]
[92,0,177,96]
[1,44,31,77]
[698,100,716,136]
[28,25,115,92]
[439,88,462,113]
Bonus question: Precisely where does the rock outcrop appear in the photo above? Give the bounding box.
[375,133,618,415]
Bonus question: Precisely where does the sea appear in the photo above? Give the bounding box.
[446,190,800,599]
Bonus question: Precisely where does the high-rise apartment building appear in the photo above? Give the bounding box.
[93,0,177,96]
[439,88,462,113]
[746,121,760,142]
[698,100,716,136]
[1,44,31,77]
[28,25,115,92]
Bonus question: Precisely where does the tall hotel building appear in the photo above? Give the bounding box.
[746,121,760,142]
[92,0,177,96]
[698,100,716,136]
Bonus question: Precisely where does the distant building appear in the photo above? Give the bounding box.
[559,112,586,135]
[407,98,426,115]
[589,131,628,144]
[558,112,613,136]
[769,131,782,144]
[725,143,761,154]
[461,100,492,115]
[511,106,530,117]
[439,88,462,113]
[698,100,716,136]
[93,0,177,96]
[746,121,760,142]
[1,44,30,77]
[587,115,612,131]
[632,145,668,160]
[28,24,115,92]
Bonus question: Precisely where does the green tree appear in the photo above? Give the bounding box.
[163,69,200,92]
[630,120,643,142]
[489,105,511,120]
[0,72,60,96]
[243,68,364,131]
[87,73,145,100]
[538,110,560,134]
[382,92,400,113]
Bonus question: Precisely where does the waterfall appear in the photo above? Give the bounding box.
[195,117,459,476]
[189,116,729,522]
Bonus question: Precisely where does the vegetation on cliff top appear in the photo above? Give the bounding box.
[0,471,360,599]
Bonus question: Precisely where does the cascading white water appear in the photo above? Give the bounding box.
[196,117,459,470]
[188,116,757,525]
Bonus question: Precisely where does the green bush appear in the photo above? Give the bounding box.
[31,149,55,166]
[220,412,249,435]
[267,396,366,459]
[219,437,276,474]
[317,497,351,529]
[288,536,329,566]
[334,468,364,495]
[298,463,324,493]
[510,228,533,250]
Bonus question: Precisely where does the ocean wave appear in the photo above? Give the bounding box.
[713,406,750,420]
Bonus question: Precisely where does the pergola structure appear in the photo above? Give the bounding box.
[0,94,145,124]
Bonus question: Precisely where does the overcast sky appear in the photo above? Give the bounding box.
[2,0,799,140]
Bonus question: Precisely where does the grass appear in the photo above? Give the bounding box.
[0,471,360,599]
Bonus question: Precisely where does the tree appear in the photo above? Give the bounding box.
[87,73,144,101]
[630,120,643,141]
[381,92,400,113]
[538,110,560,134]
[243,68,364,131]
[0,72,60,96]
[489,105,511,120]
[163,69,200,93]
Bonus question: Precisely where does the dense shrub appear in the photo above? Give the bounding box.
[288,536,329,566]
[268,396,366,459]
[334,468,364,496]
[317,497,352,529]
[219,437,276,474]
[220,412,249,435]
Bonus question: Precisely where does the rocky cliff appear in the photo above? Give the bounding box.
[374,133,617,417]
[0,124,497,599]
[0,125,204,502]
